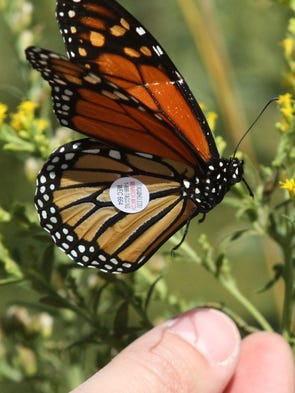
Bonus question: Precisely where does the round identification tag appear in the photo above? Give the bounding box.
[109,177,150,213]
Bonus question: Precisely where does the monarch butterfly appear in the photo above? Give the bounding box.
[25,0,244,273]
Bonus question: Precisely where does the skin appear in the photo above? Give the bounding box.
[69,308,295,393]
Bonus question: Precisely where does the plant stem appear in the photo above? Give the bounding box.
[219,277,273,331]
[281,234,294,339]
[170,236,273,331]
[176,0,254,158]
[115,280,153,328]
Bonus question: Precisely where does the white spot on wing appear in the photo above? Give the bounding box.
[136,26,146,36]
[109,150,121,160]
[153,45,164,56]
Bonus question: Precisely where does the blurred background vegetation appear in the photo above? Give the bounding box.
[0,0,294,392]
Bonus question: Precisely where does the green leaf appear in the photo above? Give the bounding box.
[40,243,55,281]
[257,264,284,293]
[144,276,162,312]
[40,294,70,309]
[113,301,129,338]
[0,238,23,280]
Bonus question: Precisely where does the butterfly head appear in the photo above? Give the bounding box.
[184,157,244,213]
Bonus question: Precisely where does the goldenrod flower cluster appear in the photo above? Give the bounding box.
[10,101,48,134]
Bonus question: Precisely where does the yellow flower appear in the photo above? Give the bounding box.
[10,100,39,132]
[198,103,218,131]
[277,93,293,106]
[0,103,8,126]
[279,178,295,198]
[35,118,49,133]
[18,101,38,114]
[206,111,218,131]
[277,93,294,123]
[281,105,294,120]
[199,102,206,111]
[10,111,26,131]
[282,38,294,58]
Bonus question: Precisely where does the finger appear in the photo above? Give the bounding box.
[69,308,241,393]
[225,331,295,393]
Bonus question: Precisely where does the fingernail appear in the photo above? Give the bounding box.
[167,308,240,365]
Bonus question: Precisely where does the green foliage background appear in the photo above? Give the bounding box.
[0,0,294,392]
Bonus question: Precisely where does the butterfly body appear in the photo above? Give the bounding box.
[188,157,243,213]
[26,0,244,273]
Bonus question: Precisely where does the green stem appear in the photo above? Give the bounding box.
[170,236,273,331]
[115,280,153,328]
[219,277,273,331]
[29,270,96,326]
[281,234,294,339]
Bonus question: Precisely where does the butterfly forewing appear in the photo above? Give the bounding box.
[55,0,219,161]
[35,138,198,273]
[27,47,204,165]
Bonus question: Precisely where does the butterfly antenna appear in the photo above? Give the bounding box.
[233,97,278,157]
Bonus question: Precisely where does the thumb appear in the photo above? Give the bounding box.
[70,308,241,393]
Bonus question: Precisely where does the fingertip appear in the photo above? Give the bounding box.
[226,331,295,393]
[69,308,241,393]
[167,308,240,366]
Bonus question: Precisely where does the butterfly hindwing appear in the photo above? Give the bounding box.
[35,138,198,273]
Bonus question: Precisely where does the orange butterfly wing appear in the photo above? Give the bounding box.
[28,0,219,165]
[26,48,200,165]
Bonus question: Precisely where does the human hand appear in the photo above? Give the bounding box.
[69,308,294,393]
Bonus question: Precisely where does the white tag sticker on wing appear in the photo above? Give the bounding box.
[110,177,150,213]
